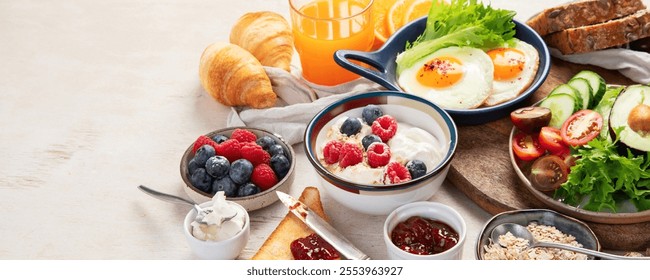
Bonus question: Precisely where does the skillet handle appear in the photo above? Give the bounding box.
[334,49,400,91]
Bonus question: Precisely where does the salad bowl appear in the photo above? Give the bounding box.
[510,125,650,224]
[334,17,550,125]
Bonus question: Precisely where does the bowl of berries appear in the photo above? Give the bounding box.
[304,91,458,215]
[181,127,295,211]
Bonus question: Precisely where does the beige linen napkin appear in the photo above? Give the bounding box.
[226,67,385,145]
[550,48,650,84]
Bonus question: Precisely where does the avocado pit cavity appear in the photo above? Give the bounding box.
[628,103,650,135]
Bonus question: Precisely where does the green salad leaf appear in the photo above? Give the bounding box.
[555,134,650,212]
[395,0,516,74]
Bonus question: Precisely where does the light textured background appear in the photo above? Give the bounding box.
[0,0,634,259]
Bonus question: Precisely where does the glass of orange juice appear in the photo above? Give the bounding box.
[289,0,374,86]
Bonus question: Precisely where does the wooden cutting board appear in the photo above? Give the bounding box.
[448,57,650,251]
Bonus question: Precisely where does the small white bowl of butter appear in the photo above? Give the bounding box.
[183,191,250,259]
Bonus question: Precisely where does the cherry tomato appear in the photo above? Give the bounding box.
[512,132,544,161]
[560,110,603,147]
[538,126,568,154]
[510,106,552,133]
[529,155,569,192]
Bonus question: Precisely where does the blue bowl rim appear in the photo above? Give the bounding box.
[303,91,458,192]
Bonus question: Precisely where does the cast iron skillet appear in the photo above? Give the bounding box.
[334,17,551,125]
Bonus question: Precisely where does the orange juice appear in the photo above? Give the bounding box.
[290,0,374,86]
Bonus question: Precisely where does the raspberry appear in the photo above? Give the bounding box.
[231,128,257,143]
[192,135,218,154]
[339,142,363,168]
[215,139,242,162]
[372,115,398,142]
[251,164,278,191]
[384,162,412,184]
[367,142,391,168]
[241,144,270,166]
[322,140,343,164]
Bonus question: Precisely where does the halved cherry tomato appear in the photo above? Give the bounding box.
[512,132,544,161]
[510,106,552,133]
[560,110,603,147]
[538,126,568,155]
[529,155,569,192]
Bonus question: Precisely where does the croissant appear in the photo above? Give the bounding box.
[229,11,294,72]
[199,42,277,108]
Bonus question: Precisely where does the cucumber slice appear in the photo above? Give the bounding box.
[594,85,625,141]
[539,93,578,128]
[549,84,582,111]
[567,78,592,109]
[572,70,606,107]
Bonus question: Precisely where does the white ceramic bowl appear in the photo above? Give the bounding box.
[383,201,467,260]
[183,201,250,260]
[180,127,295,211]
[304,91,458,215]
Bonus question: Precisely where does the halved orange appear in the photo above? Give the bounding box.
[372,0,394,49]
[403,0,433,23]
[387,0,410,35]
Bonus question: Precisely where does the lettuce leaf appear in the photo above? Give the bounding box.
[395,0,516,74]
[555,137,650,212]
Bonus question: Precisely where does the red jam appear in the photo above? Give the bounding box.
[290,233,340,260]
[390,216,459,255]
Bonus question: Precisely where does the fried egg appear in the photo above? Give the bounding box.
[483,39,540,106]
[397,46,494,109]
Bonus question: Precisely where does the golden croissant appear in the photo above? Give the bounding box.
[230,11,294,72]
[199,42,277,109]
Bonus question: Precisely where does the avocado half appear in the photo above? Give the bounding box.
[609,85,650,152]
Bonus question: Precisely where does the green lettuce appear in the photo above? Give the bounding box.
[395,0,516,74]
[555,134,650,212]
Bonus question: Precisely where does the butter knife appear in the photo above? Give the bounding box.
[276,191,371,260]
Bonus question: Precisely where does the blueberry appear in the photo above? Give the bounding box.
[188,157,201,175]
[190,168,213,193]
[270,154,291,179]
[205,155,230,178]
[406,160,427,179]
[362,104,383,125]
[237,183,261,197]
[361,134,382,151]
[212,177,238,197]
[340,117,362,136]
[256,135,276,150]
[193,144,215,166]
[211,134,229,144]
[268,144,286,157]
[229,159,254,185]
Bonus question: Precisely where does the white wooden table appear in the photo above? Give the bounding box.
[0,0,576,259]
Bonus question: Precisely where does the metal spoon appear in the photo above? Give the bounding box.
[138,185,235,225]
[491,223,647,260]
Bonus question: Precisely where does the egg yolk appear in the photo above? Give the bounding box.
[416,56,464,89]
[487,48,526,81]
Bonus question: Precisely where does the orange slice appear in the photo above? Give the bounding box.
[372,0,394,49]
[387,0,410,35]
[403,0,433,23]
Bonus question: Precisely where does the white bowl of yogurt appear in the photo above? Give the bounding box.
[183,192,250,259]
[304,91,458,215]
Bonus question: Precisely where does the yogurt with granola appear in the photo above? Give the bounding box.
[317,105,444,185]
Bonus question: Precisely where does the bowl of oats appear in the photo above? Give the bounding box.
[476,209,601,260]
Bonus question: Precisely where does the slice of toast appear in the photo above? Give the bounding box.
[251,186,328,260]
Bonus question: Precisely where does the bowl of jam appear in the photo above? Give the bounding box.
[383,201,466,260]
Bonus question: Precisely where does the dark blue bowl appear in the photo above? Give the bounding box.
[334,17,550,125]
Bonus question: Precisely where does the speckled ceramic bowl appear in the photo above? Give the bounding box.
[334,17,550,125]
[304,91,457,215]
[476,209,601,260]
[180,127,295,211]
